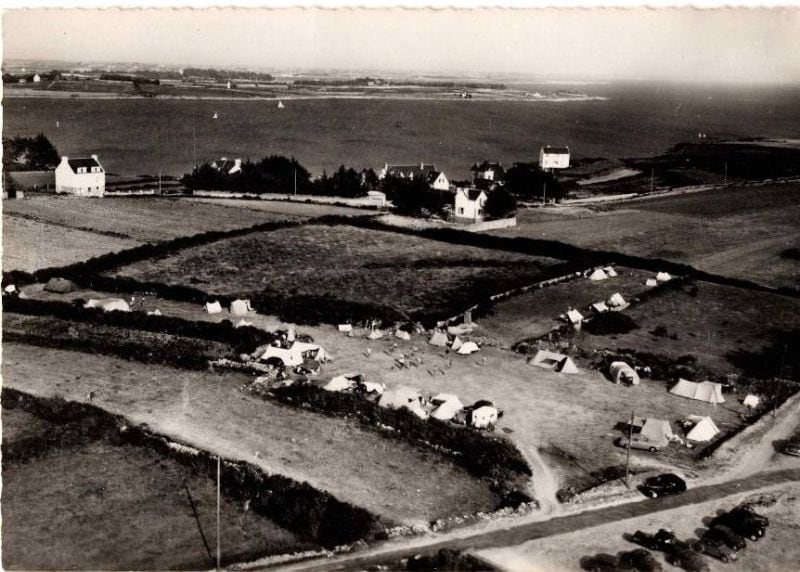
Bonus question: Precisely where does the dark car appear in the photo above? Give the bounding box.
[704,524,746,551]
[711,507,767,541]
[640,474,687,498]
[782,438,800,457]
[581,554,636,572]
[665,547,710,572]
[694,536,737,563]
[631,529,680,552]
[618,549,663,572]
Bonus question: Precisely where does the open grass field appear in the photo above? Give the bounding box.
[479,267,654,347]
[570,280,800,380]
[477,482,800,572]
[1,405,310,570]
[2,343,500,526]
[494,183,800,290]
[111,223,564,318]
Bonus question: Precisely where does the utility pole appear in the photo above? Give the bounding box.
[624,410,634,488]
[158,169,162,195]
[216,455,221,570]
[724,162,728,186]
[650,168,654,193]
[294,169,297,196]
[542,180,546,206]
[192,112,197,169]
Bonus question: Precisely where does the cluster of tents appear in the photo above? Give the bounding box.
[592,292,627,314]
[428,330,480,355]
[377,386,499,429]
[253,339,328,369]
[645,271,672,287]
[628,414,722,446]
[587,266,619,281]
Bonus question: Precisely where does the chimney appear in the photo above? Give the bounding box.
[234,158,242,168]
[60,156,69,166]
[90,154,98,161]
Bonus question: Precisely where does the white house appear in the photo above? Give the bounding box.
[211,157,242,175]
[379,162,435,180]
[471,161,504,182]
[33,74,41,83]
[454,188,487,221]
[539,146,571,170]
[426,170,450,191]
[55,155,105,197]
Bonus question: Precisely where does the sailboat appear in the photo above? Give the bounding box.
[212,112,219,119]
[277,100,285,109]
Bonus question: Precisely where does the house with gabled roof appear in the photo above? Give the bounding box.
[426,170,450,191]
[454,188,487,221]
[471,160,505,182]
[539,146,571,170]
[211,157,242,175]
[55,155,105,197]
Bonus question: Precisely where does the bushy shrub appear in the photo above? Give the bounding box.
[583,312,639,335]
[406,549,493,571]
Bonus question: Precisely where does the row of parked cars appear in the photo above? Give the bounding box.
[583,505,770,571]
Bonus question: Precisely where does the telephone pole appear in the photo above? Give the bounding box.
[542,180,546,206]
[624,410,635,488]
[216,455,221,570]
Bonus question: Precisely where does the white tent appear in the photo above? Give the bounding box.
[338,324,352,333]
[230,299,253,316]
[4,284,17,293]
[529,350,578,374]
[566,309,584,324]
[147,309,162,316]
[589,268,609,281]
[235,319,253,328]
[645,278,658,287]
[656,272,672,282]
[607,293,627,308]
[457,341,480,355]
[447,323,475,336]
[324,373,361,392]
[367,329,384,340]
[470,406,498,429]
[430,393,464,421]
[669,379,725,404]
[592,302,609,313]
[743,394,760,408]
[395,329,411,341]
[604,266,619,277]
[640,418,674,446]
[686,415,720,442]
[428,331,449,347]
[292,341,328,362]
[259,345,303,367]
[451,336,464,351]
[557,356,580,374]
[205,301,223,314]
[85,298,130,313]
[609,361,640,385]
[378,386,428,419]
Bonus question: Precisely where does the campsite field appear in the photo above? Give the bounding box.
[568,280,800,380]
[478,266,653,347]
[110,223,565,318]
[477,482,800,572]
[1,342,501,526]
[494,183,800,290]
[1,404,311,571]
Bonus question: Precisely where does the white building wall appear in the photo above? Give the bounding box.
[431,173,450,191]
[454,189,487,221]
[539,149,571,170]
[55,157,105,197]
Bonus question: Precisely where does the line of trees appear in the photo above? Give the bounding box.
[3,133,60,172]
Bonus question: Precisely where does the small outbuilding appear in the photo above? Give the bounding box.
[645,278,658,287]
[338,324,353,333]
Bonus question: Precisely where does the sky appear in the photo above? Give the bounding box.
[3,7,800,82]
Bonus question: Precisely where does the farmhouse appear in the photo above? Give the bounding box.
[454,188,487,221]
[539,146,571,170]
[426,170,451,191]
[379,162,434,179]
[55,155,105,197]
[211,157,243,175]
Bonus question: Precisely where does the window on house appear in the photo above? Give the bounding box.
[458,207,464,215]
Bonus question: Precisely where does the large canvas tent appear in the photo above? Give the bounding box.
[670,379,725,404]
[367,329,384,340]
[428,331,449,347]
[85,298,130,313]
[44,277,76,294]
[640,418,674,446]
[324,373,361,392]
[230,299,253,316]
[686,415,720,442]
[430,393,464,421]
[529,350,579,374]
[607,292,627,309]
[610,361,640,385]
[379,386,428,419]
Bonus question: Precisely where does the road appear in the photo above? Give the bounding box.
[278,468,799,572]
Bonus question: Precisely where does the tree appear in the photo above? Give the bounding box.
[3,133,60,171]
[483,188,517,219]
[381,176,447,217]
[504,162,567,202]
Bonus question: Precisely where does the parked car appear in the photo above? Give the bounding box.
[640,474,687,498]
[665,547,709,572]
[704,524,746,551]
[711,507,768,541]
[618,549,663,572]
[581,554,635,572]
[694,536,737,563]
[631,529,680,552]
[782,438,800,456]
[615,435,662,453]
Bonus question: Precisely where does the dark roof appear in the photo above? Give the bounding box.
[474,178,495,191]
[467,189,484,201]
[426,170,443,183]
[541,146,570,155]
[385,164,437,178]
[67,158,101,172]
[471,161,503,172]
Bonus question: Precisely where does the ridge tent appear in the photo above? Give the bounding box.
[529,350,574,372]
[566,309,584,324]
[147,309,162,316]
[640,418,674,446]
[379,386,428,419]
[451,336,464,351]
[338,324,352,333]
[645,278,658,287]
[324,373,362,392]
[609,361,640,385]
[656,272,672,282]
[686,415,720,442]
[557,356,580,374]
[430,393,464,421]
[44,277,76,294]
[604,266,619,277]
[743,394,760,408]
[230,299,253,316]
[367,329,384,340]
[470,406,498,429]
[457,341,480,355]
[395,329,411,341]
[592,302,610,313]
[428,331,449,347]
[589,268,608,281]
[669,379,725,404]
[205,301,223,314]
[607,293,627,308]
